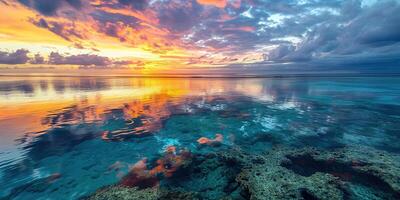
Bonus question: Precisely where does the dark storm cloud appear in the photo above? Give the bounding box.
[0,49,30,64]
[262,0,400,66]
[345,1,400,47]
[17,0,82,16]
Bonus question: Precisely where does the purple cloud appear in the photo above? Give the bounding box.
[0,49,30,64]
[48,52,110,66]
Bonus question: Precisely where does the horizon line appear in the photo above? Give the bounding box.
[1,72,400,79]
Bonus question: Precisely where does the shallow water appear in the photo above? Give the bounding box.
[0,76,399,199]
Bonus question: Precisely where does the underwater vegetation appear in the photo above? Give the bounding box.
[84,145,400,200]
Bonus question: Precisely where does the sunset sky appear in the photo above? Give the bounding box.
[0,0,399,75]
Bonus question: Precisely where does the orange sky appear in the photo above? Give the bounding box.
[1,0,398,75]
[0,0,264,74]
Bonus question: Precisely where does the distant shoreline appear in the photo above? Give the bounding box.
[0,72,400,79]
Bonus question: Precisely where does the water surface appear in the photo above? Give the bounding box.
[0,76,399,199]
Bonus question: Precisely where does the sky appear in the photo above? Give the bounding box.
[0,0,399,75]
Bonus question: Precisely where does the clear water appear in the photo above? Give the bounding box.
[0,76,399,199]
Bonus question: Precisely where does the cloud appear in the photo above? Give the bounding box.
[0,49,148,68]
[348,1,400,46]
[156,1,203,33]
[17,0,82,16]
[196,0,227,8]
[118,0,148,10]
[31,53,45,64]
[0,49,115,66]
[263,0,400,66]
[0,0,9,5]
[4,0,399,72]
[17,0,61,16]
[66,0,82,9]
[48,52,110,66]
[30,18,85,41]
[0,49,30,64]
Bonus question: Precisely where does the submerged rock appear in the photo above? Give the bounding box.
[238,146,400,200]
[83,186,200,200]
[84,186,159,200]
[161,151,248,199]
[282,146,400,199]
[85,146,400,200]
[237,148,344,200]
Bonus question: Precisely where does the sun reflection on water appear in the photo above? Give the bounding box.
[1,76,400,199]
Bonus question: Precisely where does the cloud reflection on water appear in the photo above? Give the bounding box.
[1,76,400,199]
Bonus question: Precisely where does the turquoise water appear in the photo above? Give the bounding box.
[0,76,399,199]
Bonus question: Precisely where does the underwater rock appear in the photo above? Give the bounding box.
[84,186,159,200]
[85,146,400,200]
[84,148,249,200]
[160,149,250,200]
[237,147,344,200]
[237,146,400,200]
[158,188,200,200]
[84,185,200,200]
[282,146,400,199]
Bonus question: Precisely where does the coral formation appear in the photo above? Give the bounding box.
[238,146,400,199]
[84,186,159,200]
[197,133,224,146]
[237,148,344,200]
[85,146,400,200]
[119,147,192,189]
[282,146,400,199]
[83,186,200,200]
[161,151,248,199]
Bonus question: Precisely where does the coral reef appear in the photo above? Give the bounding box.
[85,146,400,200]
[282,146,400,199]
[83,186,200,200]
[237,148,344,200]
[238,146,400,200]
[161,151,248,199]
[197,133,224,146]
[84,186,159,200]
[119,147,192,189]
